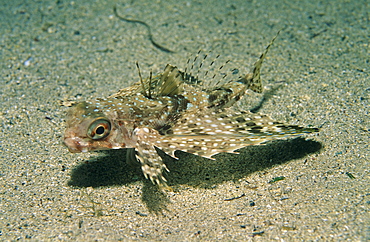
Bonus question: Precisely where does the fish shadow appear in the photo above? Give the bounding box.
[166,137,322,187]
[68,149,171,214]
[68,137,322,213]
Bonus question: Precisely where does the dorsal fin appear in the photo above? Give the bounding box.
[113,64,185,99]
[239,31,280,93]
[156,64,184,96]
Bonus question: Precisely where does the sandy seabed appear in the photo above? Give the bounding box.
[1,0,368,241]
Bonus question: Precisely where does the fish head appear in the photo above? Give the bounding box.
[63,101,130,153]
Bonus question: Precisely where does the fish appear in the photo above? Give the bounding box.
[63,33,318,184]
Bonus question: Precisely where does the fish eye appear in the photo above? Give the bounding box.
[87,118,111,140]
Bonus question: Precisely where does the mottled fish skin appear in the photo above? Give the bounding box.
[64,32,318,184]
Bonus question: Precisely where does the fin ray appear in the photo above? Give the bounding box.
[155,108,318,159]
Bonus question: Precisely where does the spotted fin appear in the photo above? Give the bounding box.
[133,127,170,184]
[204,32,281,109]
[156,108,318,159]
[156,64,184,96]
[109,64,184,99]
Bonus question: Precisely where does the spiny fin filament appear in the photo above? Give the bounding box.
[238,30,280,93]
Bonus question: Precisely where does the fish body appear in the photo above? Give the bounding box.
[64,34,318,184]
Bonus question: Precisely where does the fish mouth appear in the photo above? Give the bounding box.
[63,136,90,153]
[63,135,117,153]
